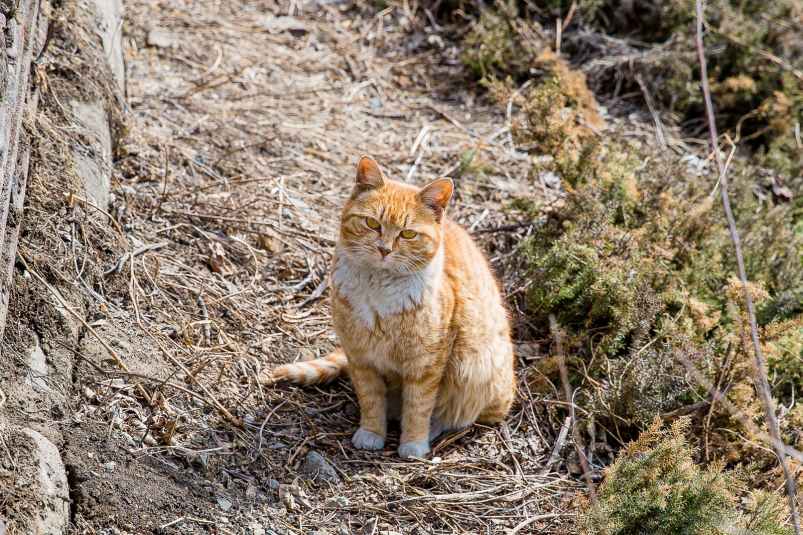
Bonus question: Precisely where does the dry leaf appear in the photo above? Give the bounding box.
[279,484,297,511]
[257,232,283,253]
[207,242,237,277]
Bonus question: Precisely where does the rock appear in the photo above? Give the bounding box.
[25,339,50,391]
[324,496,350,507]
[70,100,113,210]
[264,16,307,34]
[86,0,125,92]
[309,532,326,535]
[8,427,70,534]
[362,518,378,535]
[102,461,116,471]
[302,451,340,484]
[369,98,383,109]
[147,28,181,49]
[217,496,233,512]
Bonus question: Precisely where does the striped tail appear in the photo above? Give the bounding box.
[266,348,348,386]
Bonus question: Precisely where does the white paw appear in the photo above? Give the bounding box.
[398,441,430,459]
[351,427,385,450]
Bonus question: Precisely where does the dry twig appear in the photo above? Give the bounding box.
[696,4,801,528]
[550,314,605,531]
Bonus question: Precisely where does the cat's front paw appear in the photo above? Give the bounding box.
[398,441,430,459]
[351,427,385,450]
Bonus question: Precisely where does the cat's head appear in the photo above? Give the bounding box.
[339,156,452,273]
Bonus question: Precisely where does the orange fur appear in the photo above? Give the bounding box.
[265,156,516,458]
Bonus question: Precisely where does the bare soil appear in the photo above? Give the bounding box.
[1,0,579,533]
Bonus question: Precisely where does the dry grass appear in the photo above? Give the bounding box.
[9,0,586,532]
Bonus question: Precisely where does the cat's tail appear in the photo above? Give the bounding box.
[264,348,348,386]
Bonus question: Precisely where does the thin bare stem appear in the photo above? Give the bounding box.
[550,314,606,531]
[677,353,803,463]
[695,1,800,530]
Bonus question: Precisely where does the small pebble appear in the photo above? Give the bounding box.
[302,451,340,484]
[369,97,384,109]
[325,496,350,507]
[362,518,378,535]
[217,496,233,512]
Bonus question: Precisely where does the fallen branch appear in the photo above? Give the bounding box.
[540,416,570,475]
[508,513,566,535]
[475,221,541,234]
[660,398,711,421]
[695,1,801,531]
[104,241,169,277]
[66,191,125,239]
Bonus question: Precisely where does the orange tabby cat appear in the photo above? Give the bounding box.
[266,156,515,459]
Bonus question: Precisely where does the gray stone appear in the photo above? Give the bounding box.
[302,451,340,484]
[86,0,125,92]
[324,496,350,507]
[147,29,181,49]
[70,100,113,210]
[25,338,50,391]
[10,427,70,534]
[217,496,233,511]
[362,518,377,535]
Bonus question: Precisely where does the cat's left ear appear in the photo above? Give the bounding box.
[417,178,453,220]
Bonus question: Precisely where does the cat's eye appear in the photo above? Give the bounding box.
[400,229,417,239]
[366,217,381,230]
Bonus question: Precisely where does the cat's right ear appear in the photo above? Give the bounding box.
[353,156,385,197]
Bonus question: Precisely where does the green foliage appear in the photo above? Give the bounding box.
[577,419,794,535]
[458,149,478,173]
[460,1,544,80]
[504,61,803,426]
[518,129,803,422]
[509,58,603,157]
[456,0,803,179]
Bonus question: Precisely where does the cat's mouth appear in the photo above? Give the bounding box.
[375,253,395,267]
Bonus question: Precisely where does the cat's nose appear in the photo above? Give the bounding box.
[377,243,392,258]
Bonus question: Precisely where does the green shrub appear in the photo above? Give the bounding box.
[460,1,549,81]
[456,0,803,180]
[576,419,794,535]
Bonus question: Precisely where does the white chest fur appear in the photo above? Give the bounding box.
[332,246,443,329]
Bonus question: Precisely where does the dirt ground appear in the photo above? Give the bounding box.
[1,0,579,533]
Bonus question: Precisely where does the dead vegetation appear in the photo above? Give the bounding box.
[3,0,587,533]
[3,0,803,532]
